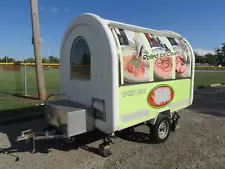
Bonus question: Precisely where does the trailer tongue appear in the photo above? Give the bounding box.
[17,97,95,153]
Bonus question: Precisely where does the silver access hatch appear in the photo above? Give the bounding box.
[44,99,95,138]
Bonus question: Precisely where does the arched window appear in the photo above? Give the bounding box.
[70,36,91,79]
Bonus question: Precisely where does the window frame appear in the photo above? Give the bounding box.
[70,36,91,80]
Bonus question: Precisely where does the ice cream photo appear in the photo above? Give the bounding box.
[146,34,173,80]
[113,28,150,83]
[167,37,191,78]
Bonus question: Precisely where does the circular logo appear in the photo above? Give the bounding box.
[147,85,174,108]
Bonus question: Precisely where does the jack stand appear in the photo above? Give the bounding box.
[32,137,36,154]
[98,134,115,157]
[171,111,180,131]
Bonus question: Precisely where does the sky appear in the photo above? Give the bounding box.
[0,0,225,61]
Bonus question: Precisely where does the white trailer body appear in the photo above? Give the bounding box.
[59,13,195,134]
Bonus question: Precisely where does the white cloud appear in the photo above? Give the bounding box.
[52,7,58,12]
[194,49,215,56]
[40,6,64,13]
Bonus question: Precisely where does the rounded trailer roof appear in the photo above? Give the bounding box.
[62,13,184,41]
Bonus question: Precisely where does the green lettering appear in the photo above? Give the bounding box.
[143,54,148,60]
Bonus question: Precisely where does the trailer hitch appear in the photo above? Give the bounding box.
[16,129,66,153]
[16,130,36,143]
[16,130,37,153]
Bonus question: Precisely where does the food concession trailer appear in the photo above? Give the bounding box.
[17,13,195,157]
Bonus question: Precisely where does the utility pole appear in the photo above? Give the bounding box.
[30,0,46,101]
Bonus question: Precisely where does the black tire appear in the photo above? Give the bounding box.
[150,114,171,143]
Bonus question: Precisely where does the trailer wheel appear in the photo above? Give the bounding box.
[150,114,171,143]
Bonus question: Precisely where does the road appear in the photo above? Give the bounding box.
[190,86,225,117]
[0,87,225,169]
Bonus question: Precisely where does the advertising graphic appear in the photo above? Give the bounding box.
[145,34,174,80]
[147,85,174,108]
[167,37,191,78]
[113,28,151,83]
[112,28,191,84]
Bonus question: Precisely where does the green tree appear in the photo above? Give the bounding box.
[215,43,225,66]
[205,53,217,65]
[48,56,59,63]
[1,56,15,63]
[194,52,206,64]
[14,60,22,65]
[8,57,16,63]
[194,52,200,63]
[42,57,49,63]
[25,57,35,63]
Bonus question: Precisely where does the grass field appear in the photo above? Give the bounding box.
[0,66,225,111]
[0,66,60,96]
[0,66,60,111]
[194,71,225,86]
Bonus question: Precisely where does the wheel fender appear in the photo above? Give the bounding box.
[148,109,171,126]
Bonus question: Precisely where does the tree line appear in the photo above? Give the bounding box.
[195,43,225,66]
[1,43,225,66]
[0,56,59,64]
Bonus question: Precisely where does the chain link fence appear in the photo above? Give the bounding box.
[0,64,60,97]
[0,63,225,97]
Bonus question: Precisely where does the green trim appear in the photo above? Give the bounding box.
[119,77,191,87]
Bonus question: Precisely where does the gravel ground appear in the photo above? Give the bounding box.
[1,87,225,169]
